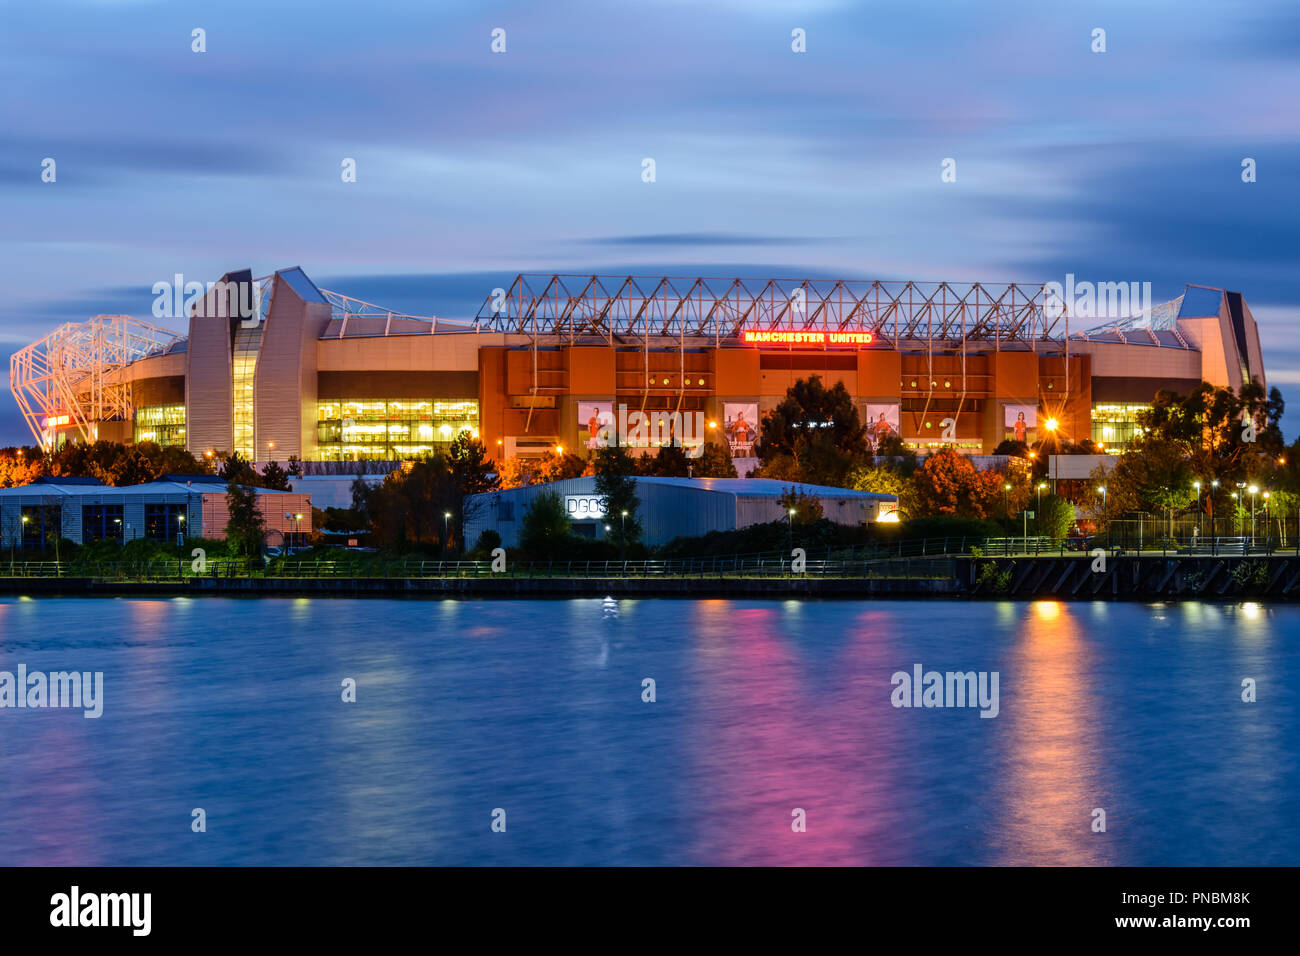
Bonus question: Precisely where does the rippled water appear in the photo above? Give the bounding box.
[0,596,1296,865]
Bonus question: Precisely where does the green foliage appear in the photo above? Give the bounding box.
[219,452,260,486]
[471,528,502,556]
[693,439,738,478]
[975,560,1013,593]
[260,460,291,491]
[519,491,571,558]
[1229,561,1269,591]
[594,447,642,545]
[778,487,823,524]
[641,443,691,477]
[752,375,866,486]
[1036,494,1076,542]
[224,481,266,556]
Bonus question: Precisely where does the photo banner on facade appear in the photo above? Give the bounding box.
[579,402,614,450]
[864,403,901,453]
[723,403,758,457]
[1003,404,1037,444]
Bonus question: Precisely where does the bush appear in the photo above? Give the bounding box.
[519,491,571,559]
[898,516,1004,542]
[472,529,502,555]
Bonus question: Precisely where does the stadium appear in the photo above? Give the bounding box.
[9,267,1267,466]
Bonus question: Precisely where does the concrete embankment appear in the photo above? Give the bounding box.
[3,553,1299,599]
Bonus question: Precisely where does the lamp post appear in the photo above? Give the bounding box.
[787,507,796,551]
[1236,482,1247,537]
[620,509,628,563]
[1248,485,1258,546]
[1193,480,1202,540]
[1210,479,1219,537]
[443,511,453,555]
[1003,483,1011,520]
[1263,491,1271,547]
[1097,486,1107,545]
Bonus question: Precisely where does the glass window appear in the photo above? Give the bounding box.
[144,503,187,541]
[82,504,125,542]
[316,399,480,460]
[1091,404,1152,452]
[20,505,62,551]
[134,404,187,447]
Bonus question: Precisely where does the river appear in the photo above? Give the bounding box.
[0,597,1294,865]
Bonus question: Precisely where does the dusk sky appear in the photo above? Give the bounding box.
[2,0,1297,445]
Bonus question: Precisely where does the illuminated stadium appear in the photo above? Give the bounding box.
[8,267,1267,463]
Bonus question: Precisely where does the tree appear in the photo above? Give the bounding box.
[1037,494,1076,542]
[693,438,738,478]
[260,460,291,491]
[759,375,866,471]
[449,434,499,549]
[1105,439,1196,535]
[641,444,691,477]
[594,446,642,546]
[538,449,588,483]
[498,456,542,489]
[910,449,1006,519]
[849,461,915,517]
[219,452,259,486]
[106,447,157,486]
[224,482,266,557]
[519,491,570,558]
[778,487,824,525]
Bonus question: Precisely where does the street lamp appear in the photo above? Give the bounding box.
[443,511,453,554]
[620,509,629,563]
[1210,479,1220,536]
[787,507,796,550]
[1248,485,1258,545]
[1003,483,1011,519]
[1263,491,1271,546]
[1193,481,1202,539]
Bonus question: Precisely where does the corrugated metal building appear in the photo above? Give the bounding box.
[0,477,310,548]
[465,476,896,548]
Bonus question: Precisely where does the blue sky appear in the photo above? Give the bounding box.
[2,0,1297,445]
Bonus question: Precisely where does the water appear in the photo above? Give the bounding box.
[0,596,1296,866]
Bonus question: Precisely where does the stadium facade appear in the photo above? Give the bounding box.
[9,267,1267,464]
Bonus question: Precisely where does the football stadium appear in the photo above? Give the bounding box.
[8,267,1267,466]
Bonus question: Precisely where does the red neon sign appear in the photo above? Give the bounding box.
[742,330,873,346]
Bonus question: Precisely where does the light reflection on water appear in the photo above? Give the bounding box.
[0,597,1296,866]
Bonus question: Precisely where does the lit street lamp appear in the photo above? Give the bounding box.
[1193,481,1202,539]
[1210,479,1220,536]
[1248,485,1258,545]
[1003,483,1011,519]
[443,511,453,554]
[787,507,796,551]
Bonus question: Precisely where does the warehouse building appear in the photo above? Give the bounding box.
[10,267,1268,464]
[465,476,898,548]
[0,476,310,549]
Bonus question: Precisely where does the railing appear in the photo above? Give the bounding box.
[0,554,955,582]
[5,534,1298,583]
